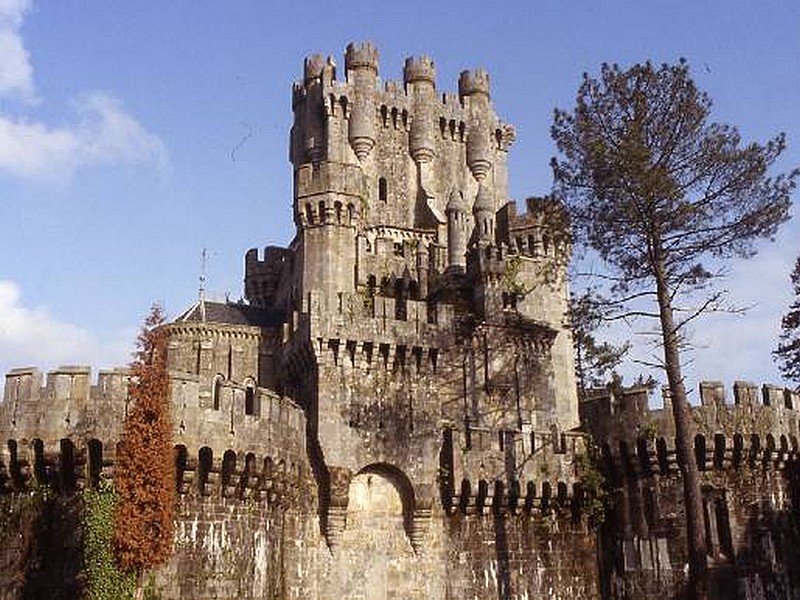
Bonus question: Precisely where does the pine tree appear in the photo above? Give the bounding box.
[775,256,800,385]
[114,304,175,589]
[552,60,797,598]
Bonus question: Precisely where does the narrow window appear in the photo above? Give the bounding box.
[715,497,734,557]
[378,177,388,202]
[395,279,407,321]
[245,383,256,416]
[32,438,46,484]
[695,434,707,470]
[174,445,188,492]
[213,375,223,410]
[198,447,213,494]
[60,438,76,493]
[88,439,103,488]
[222,450,236,492]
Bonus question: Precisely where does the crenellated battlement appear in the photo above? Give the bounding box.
[303,53,327,83]
[458,69,491,98]
[581,381,800,478]
[244,246,292,309]
[497,197,571,260]
[581,381,800,597]
[290,289,454,348]
[440,426,590,520]
[1,365,307,487]
[294,161,366,200]
[290,41,512,205]
[2,366,131,442]
[403,56,436,86]
[0,435,307,507]
[344,41,379,74]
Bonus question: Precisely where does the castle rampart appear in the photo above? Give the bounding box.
[4,42,798,600]
[581,381,800,599]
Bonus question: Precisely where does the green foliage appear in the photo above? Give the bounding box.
[641,421,659,442]
[570,289,630,395]
[552,60,796,299]
[576,447,608,526]
[553,57,797,591]
[143,574,163,600]
[774,256,800,385]
[502,255,532,298]
[83,481,135,600]
[0,482,52,535]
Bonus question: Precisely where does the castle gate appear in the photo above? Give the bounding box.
[323,466,434,599]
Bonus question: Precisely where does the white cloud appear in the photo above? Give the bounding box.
[0,92,168,178]
[0,1,168,179]
[0,280,133,386]
[0,0,34,101]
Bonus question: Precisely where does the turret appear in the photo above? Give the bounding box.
[404,56,437,164]
[459,69,492,182]
[345,42,379,161]
[244,246,291,310]
[291,53,333,166]
[471,183,495,246]
[416,242,430,298]
[446,189,469,271]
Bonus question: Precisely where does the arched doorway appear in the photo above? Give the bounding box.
[326,465,431,600]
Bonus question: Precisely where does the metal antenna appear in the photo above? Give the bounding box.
[199,248,207,322]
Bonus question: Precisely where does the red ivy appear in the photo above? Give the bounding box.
[114,304,175,571]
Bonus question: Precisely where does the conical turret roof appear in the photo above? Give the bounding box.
[446,188,467,213]
[473,183,494,214]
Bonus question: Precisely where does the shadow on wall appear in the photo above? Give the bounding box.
[717,461,800,600]
[0,493,83,600]
[598,446,800,600]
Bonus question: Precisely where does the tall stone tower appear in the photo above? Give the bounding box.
[245,41,579,559]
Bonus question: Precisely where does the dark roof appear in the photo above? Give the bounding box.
[176,301,283,327]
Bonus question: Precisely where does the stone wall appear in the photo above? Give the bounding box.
[583,382,800,599]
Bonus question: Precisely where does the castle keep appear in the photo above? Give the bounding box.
[2,43,800,600]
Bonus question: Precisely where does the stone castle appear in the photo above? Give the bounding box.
[1,43,799,600]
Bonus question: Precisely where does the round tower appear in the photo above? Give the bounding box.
[345,42,379,161]
[297,54,327,164]
[472,183,495,246]
[404,56,437,164]
[459,69,492,182]
[446,188,469,270]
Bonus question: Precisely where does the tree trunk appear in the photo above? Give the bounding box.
[653,249,708,599]
[576,334,587,401]
[134,574,145,600]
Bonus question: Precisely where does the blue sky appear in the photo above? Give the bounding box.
[1,1,798,400]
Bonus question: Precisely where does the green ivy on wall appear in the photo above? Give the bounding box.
[82,481,136,600]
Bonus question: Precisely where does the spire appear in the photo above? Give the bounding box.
[199,248,207,323]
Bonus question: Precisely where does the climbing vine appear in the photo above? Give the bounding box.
[83,481,135,600]
[0,482,51,533]
[576,446,609,526]
[502,255,533,299]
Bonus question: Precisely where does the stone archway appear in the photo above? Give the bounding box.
[324,464,431,600]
